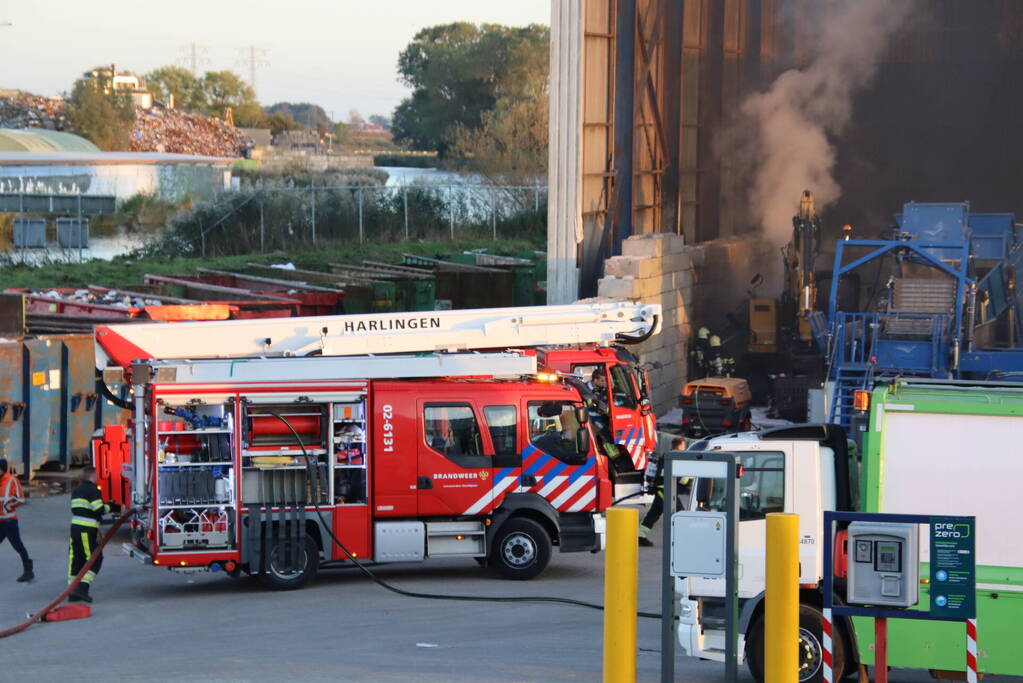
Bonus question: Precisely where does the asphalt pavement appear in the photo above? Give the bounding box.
[0,492,981,682]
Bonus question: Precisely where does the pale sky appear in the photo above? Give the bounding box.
[0,0,550,120]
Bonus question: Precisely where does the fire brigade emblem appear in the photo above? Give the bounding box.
[479,470,490,481]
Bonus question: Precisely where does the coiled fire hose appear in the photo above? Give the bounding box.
[0,507,136,639]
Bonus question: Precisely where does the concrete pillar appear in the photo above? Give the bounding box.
[546,0,584,304]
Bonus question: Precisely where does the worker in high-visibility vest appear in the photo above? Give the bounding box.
[0,458,34,583]
[67,466,109,603]
[638,437,687,546]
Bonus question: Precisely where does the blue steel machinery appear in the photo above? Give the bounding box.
[810,201,1023,428]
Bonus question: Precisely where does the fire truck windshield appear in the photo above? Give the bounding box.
[609,365,638,409]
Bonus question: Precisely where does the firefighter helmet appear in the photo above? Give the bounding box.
[697,327,710,340]
[709,335,722,348]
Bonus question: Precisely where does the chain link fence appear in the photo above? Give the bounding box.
[173,183,548,257]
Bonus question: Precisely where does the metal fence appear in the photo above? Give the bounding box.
[194,183,548,255]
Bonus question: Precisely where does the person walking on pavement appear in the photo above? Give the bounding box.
[639,437,686,547]
[67,466,108,603]
[0,458,34,582]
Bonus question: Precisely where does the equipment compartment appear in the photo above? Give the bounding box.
[154,398,238,553]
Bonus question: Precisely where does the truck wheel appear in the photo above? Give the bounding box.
[745,604,845,682]
[489,517,551,580]
[258,534,320,591]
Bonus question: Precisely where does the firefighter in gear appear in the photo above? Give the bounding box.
[638,437,686,546]
[67,466,109,603]
[707,335,736,378]
[0,458,34,582]
[691,327,711,377]
[570,375,629,473]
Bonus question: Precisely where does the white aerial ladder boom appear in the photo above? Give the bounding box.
[95,302,661,370]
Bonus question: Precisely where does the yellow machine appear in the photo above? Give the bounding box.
[745,190,821,354]
[747,298,778,353]
[785,190,821,343]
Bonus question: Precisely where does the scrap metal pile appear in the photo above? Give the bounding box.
[0,91,71,130]
[26,288,166,309]
[1,91,246,157]
[130,107,247,157]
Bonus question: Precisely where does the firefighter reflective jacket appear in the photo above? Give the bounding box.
[70,481,108,528]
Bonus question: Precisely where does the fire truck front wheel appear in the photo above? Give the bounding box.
[258,534,320,590]
[489,517,551,580]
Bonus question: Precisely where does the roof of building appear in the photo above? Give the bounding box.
[0,128,100,153]
[0,151,236,167]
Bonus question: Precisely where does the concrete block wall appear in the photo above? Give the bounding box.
[590,233,693,415]
[585,233,776,416]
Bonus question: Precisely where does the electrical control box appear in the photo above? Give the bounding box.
[846,521,919,608]
[670,511,727,578]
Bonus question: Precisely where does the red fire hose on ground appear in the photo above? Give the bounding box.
[0,508,136,639]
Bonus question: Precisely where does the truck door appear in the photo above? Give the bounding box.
[417,402,496,516]
[633,366,657,465]
[689,447,790,598]
[573,363,646,471]
[521,399,599,513]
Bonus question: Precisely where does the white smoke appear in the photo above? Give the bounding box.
[740,0,916,247]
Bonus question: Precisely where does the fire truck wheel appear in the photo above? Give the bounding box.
[744,604,846,683]
[258,534,320,590]
[490,517,551,580]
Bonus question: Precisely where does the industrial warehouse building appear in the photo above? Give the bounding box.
[0,128,234,201]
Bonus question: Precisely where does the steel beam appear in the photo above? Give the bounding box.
[610,0,637,255]
[661,0,684,236]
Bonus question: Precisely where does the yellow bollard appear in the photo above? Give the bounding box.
[766,513,800,683]
[603,506,638,683]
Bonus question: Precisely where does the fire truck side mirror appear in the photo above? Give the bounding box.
[575,427,590,455]
[574,405,590,424]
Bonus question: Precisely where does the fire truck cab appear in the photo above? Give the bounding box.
[539,345,656,471]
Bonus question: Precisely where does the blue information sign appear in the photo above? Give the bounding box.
[929,516,976,619]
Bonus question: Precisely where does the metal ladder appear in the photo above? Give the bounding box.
[828,367,870,429]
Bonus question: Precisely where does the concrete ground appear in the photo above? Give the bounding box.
[0,493,991,682]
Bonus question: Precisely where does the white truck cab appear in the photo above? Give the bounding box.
[675,425,857,682]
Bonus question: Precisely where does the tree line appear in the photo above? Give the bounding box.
[66,21,550,179]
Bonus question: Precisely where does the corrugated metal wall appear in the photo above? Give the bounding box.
[550,0,1023,300]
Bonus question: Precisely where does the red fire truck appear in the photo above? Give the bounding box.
[94,303,661,588]
[539,345,656,471]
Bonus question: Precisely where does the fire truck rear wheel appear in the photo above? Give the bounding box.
[258,534,320,590]
[490,517,551,580]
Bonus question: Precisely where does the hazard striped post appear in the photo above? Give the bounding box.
[966,619,978,683]
[822,607,834,683]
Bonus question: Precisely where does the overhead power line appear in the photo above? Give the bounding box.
[177,43,210,76]
[237,46,270,96]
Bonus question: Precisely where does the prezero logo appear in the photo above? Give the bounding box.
[933,522,971,539]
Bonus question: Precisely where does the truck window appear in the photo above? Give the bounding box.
[634,367,650,400]
[424,405,483,458]
[700,451,785,521]
[527,401,587,464]
[483,405,517,457]
[610,365,638,409]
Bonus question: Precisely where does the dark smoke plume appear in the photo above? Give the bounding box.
[739,0,916,248]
